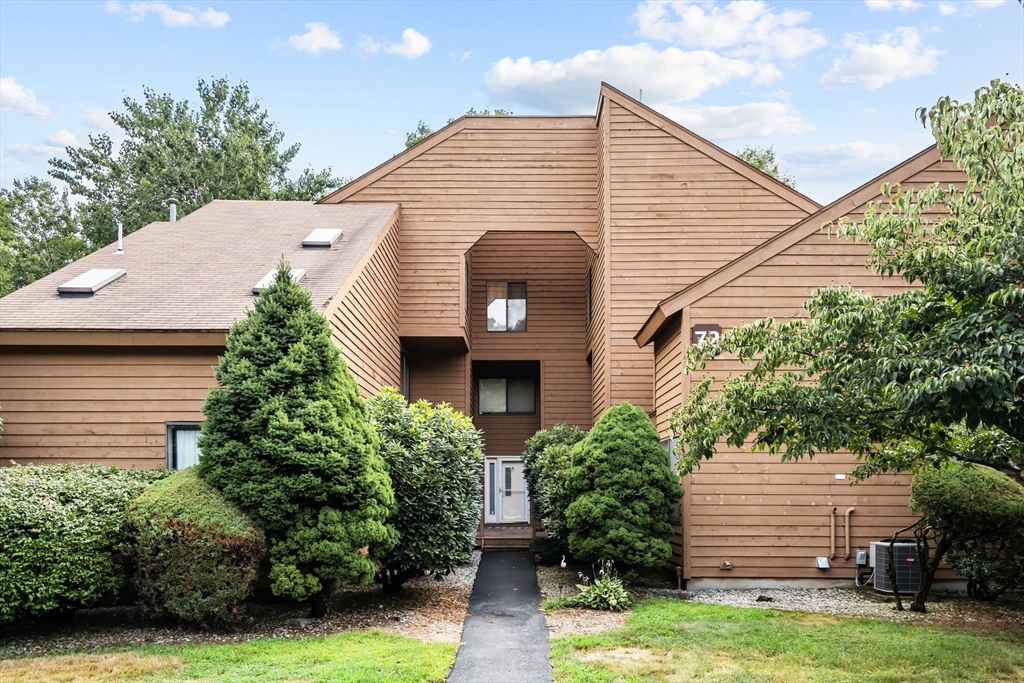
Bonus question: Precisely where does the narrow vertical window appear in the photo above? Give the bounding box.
[488,462,496,515]
[486,281,527,332]
[167,423,201,470]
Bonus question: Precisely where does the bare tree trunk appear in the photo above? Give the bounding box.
[888,520,921,612]
[309,579,341,618]
[911,533,952,613]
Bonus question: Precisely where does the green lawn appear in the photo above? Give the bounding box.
[551,599,1024,683]
[0,631,457,683]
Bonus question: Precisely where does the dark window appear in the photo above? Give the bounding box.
[486,281,527,332]
[167,423,201,470]
[479,377,536,414]
[400,353,410,400]
[586,267,593,324]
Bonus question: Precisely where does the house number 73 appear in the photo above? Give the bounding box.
[691,324,722,345]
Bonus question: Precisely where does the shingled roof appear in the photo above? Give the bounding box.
[0,200,398,332]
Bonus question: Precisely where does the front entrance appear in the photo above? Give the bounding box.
[484,456,530,524]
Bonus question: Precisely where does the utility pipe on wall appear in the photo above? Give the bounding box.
[829,507,837,559]
[844,507,856,559]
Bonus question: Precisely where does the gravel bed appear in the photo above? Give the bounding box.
[536,563,1024,637]
[0,551,480,658]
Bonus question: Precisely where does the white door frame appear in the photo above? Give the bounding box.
[484,456,530,524]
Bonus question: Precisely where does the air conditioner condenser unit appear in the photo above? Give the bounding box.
[870,540,924,594]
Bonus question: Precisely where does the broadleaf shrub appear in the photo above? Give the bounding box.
[523,424,586,563]
[128,468,265,627]
[566,561,633,611]
[369,388,482,591]
[910,462,1024,602]
[0,464,166,624]
[198,259,395,615]
[564,402,683,576]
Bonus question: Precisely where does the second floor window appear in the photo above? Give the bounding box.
[487,281,527,332]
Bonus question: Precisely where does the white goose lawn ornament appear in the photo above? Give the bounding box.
[560,555,567,569]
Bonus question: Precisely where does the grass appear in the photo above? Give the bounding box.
[0,631,457,683]
[551,599,1024,683]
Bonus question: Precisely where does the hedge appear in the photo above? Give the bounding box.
[128,467,265,627]
[0,463,167,624]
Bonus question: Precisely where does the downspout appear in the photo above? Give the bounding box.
[830,507,837,559]
[844,507,856,559]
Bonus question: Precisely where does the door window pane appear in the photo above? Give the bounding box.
[486,283,507,332]
[479,378,507,413]
[507,282,527,332]
[508,378,535,413]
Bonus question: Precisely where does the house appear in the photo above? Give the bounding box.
[0,84,964,584]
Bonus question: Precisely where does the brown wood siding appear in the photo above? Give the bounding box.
[653,316,683,436]
[329,118,599,338]
[475,414,542,456]
[605,102,812,413]
[588,109,611,423]
[469,231,593,437]
[660,155,966,580]
[406,349,468,415]
[328,211,402,398]
[0,346,220,469]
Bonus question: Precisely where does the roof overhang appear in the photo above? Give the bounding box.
[0,329,228,347]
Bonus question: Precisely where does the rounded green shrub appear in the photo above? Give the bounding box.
[564,402,683,574]
[0,464,166,624]
[523,424,586,562]
[197,260,395,615]
[128,468,265,627]
[368,388,482,591]
[911,462,1024,600]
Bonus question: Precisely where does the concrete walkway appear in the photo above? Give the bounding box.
[447,550,551,683]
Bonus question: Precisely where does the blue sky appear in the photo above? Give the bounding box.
[1,0,1021,202]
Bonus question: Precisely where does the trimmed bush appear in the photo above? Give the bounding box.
[369,388,483,591]
[198,260,395,616]
[0,464,166,624]
[129,468,265,627]
[910,462,1024,605]
[523,424,586,562]
[564,402,683,575]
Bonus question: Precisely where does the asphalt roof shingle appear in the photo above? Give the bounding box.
[0,200,398,331]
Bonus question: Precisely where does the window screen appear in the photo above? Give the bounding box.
[478,378,535,414]
[479,378,507,413]
[508,379,535,413]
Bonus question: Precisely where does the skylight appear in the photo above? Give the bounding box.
[302,228,343,248]
[57,268,126,297]
[252,268,306,294]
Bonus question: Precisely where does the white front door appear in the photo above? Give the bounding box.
[498,458,528,523]
[484,457,530,524]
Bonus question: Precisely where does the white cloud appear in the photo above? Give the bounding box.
[45,129,78,147]
[385,28,431,59]
[0,77,56,120]
[974,0,1009,7]
[3,143,66,161]
[358,34,382,55]
[486,43,758,113]
[454,50,472,63]
[784,141,906,168]
[287,22,342,54]
[104,1,229,28]
[934,0,1009,16]
[862,107,881,115]
[820,27,944,90]
[938,2,958,14]
[82,107,117,130]
[633,0,827,60]
[657,101,814,140]
[864,0,922,11]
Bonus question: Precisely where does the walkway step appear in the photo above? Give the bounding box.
[447,550,551,683]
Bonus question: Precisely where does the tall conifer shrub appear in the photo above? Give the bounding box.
[564,402,683,575]
[198,260,395,616]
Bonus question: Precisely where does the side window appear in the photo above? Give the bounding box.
[662,436,681,524]
[486,281,527,332]
[167,423,202,470]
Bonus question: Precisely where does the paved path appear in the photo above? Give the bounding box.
[447,550,551,683]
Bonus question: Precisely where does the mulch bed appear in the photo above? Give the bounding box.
[0,552,479,658]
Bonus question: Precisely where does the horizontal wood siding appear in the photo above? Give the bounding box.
[469,231,593,436]
[331,118,599,337]
[0,346,221,468]
[329,211,402,397]
[407,349,468,415]
[475,414,541,456]
[664,155,966,580]
[653,316,683,436]
[605,102,811,413]
[588,110,611,423]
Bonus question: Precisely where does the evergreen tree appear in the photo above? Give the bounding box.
[198,259,394,616]
[564,402,683,575]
